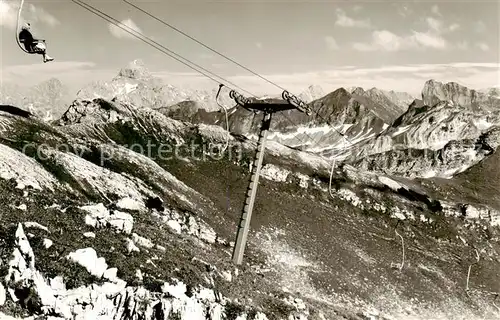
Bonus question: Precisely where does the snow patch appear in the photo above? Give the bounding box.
[116,82,138,95]
[267,124,336,141]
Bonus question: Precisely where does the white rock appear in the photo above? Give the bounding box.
[15,182,26,190]
[66,248,108,278]
[103,268,118,282]
[31,271,57,310]
[464,204,490,220]
[390,207,407,220]
[43,239,53,249]
[125,238,140,253]
[0,283,5,306]
[132,233,154,248]
[16,204,27,211]
[116,197,144,211]
[24,221,49,232]
[491,212,500,227]
[15,224,35,267]
[464,205,481,219]
[81,203,109,219]
[220,270,232,282]
[378,176,403,191]
[161,279,187,298]
[50,276,65,292]
[254,312,269,320]
[338,189,363,208]
[260,164,290,182]
[294,298,306,310]
[83,232,96,238]
[135,269,143,281]
[82,203,134,233]
[7,288,17,302]
[167,220,182,234]
[109,211,134,234]
[295,173,309,189]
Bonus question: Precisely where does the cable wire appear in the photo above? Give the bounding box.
[82,0,317,146]
[72,0,327,155]
[72,0,255,98]
[122,0,357,150]
[122,0,289,93]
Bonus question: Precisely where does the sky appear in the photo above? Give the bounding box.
[0,0,499,97]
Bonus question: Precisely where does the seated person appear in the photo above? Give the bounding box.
[18,23,54,63]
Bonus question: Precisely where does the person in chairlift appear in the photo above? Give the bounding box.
[18,23,54,63]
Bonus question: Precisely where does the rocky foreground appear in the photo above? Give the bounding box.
[0,62,499,319]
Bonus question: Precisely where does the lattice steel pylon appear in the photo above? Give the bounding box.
[224,88,312,265]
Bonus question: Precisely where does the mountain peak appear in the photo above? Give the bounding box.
[352,87,365,95]
[116,59,151,80]
[421,79,492,108]
[297,84,325,102]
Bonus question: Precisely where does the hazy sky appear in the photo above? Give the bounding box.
[1,0,499,96]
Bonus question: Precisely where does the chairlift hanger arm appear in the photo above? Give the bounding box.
[16,0,30,54]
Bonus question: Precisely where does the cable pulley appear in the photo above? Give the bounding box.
[229,90,252,107]
[282,90,311,115]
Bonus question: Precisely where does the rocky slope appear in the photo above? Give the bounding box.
[1,93,500,319]
[1,64,500,319]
